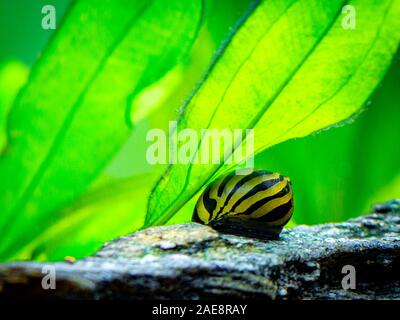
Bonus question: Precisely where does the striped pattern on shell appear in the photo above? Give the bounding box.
[192,170,294,232]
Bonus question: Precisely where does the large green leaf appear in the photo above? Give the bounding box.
[0,0,202,260]
[146,0,400,226]
[256,49,400,225]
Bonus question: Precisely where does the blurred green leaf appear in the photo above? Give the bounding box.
[0,60,28,150]
[0,0,72,65]
[0,0,203,260]
[146,0,400,226]
[368,175,400,210]
[10,173,157,261]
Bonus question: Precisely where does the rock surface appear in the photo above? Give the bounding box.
[1,200,400,300]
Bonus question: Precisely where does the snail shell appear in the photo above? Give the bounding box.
[192,170,294,238]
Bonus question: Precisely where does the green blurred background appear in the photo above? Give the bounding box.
[0,0,399,260]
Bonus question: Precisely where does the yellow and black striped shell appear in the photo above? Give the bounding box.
[192,170,294,238]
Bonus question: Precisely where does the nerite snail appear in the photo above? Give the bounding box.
[192,170,294,239]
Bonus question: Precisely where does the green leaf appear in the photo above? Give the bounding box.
[0,0,202,260]
[8,172,157,261]
[0,60,28,151]
[146,0,400,226]
[256,49,400,224]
